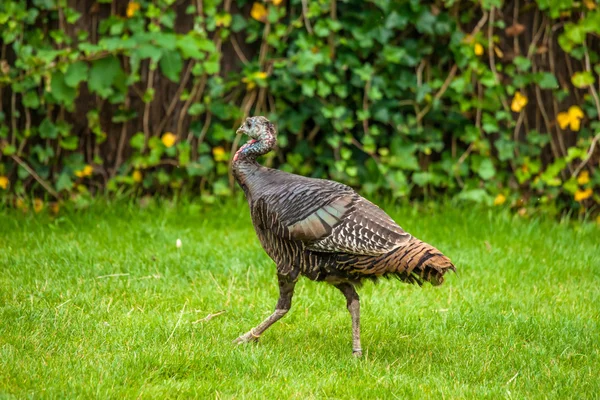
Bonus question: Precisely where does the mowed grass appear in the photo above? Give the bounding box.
[1,199,599,399]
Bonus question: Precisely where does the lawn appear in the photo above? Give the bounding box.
[1,199,599,399]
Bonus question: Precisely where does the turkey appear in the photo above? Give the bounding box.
[232,116,455,356]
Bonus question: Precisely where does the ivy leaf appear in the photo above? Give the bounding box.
[59,135,79,150]
[413,172,432,186]
[88,56,123,98]
[571,71,595,88]
[64,61,89,88]
[39,118,58,139]
[23,91,40,109]
[130,132,146,149]
[457,189,491,204]
[159,50,183,82]
[513,56,531,72]
[477,159,496,180]
[537,72,558,89]
[56,172,73,192]
[50,71,76,106]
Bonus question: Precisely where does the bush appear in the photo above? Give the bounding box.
[0,0,598,217]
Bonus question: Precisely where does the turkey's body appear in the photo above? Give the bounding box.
[236,162,452,286]
[231,116,455,356]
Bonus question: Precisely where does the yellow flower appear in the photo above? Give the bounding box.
[493,194,506,206]
[126,2,140,18]
[132,170,143,183]
[33,198,44,213]
[474,43,484,56]
[49,202,60,215]
[0,175,8,190]
[250,2,268,22]
[212,146,227,162]
[596,215,600,225]
[574,188,593,202]
[577,171,590,185]
[511,91,528,113]
[272,0,283,5]
[584,0,596,10]
[15,198,27,212]
[557,106,584,131]
[242,71,268,90]
[161,132,177,148]
[75,164,93,178]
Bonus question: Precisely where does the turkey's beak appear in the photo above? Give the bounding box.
[236,126,246,135]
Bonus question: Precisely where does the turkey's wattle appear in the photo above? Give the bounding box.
[232,116,455,356]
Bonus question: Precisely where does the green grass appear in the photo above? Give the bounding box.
[1,200,599,399]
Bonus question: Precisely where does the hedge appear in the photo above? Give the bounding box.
[0,0,599,217]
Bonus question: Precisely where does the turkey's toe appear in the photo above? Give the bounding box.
[233,331,260,344]
[353,349,363,357]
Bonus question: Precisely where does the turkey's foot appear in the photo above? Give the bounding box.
[233,330,260,344]
[353,348,363,357]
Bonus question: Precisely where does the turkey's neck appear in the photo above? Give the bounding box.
[232,127,276,186]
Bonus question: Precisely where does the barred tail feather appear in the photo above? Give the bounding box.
[387,238,455,286]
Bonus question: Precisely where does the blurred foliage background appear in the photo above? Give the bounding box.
[0,0,599,217]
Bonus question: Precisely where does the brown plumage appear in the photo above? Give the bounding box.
[232,116,455,356]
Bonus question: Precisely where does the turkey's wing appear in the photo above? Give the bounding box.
[254,183,411,256]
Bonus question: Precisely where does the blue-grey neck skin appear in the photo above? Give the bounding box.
[232,122,277,185]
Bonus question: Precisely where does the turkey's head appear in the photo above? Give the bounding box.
[233,116,277,162]
[236,116,276,142]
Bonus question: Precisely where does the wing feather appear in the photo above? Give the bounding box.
[251,173,410,256]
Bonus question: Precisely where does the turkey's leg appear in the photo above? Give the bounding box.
[234,274,296,344]
[335,283,362,357]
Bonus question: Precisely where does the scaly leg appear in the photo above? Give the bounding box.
[234,274,296,344]
[335,283,362,357]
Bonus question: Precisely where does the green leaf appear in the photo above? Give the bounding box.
[477,159,496,180]
[64,61,89,88]
[413,172,432,186]
[39,118,58,139]
[188,103,205,116]
[59,135,79,150]
[571,71,595,88]
[159,50,183,82]
[88,56,123,98]
[457,189,491,204]
[50,71,76,106]
[56,172,73,192]
[23,91,40,109]
[513,56,531,72]
[537,72,558,89]
[130,132,146,149]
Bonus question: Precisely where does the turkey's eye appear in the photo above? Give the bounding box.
[246,121,251,128]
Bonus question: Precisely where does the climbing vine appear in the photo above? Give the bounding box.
[0,0,599,219]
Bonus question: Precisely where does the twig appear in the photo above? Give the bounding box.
[572,132,600,178]
[362,79,372,135]
[192,310,226,324]
[142,67,155,152]
[96,273,130,279]
[416,64,458,122]
[155,60,195,136]
[55,299,72,309]
[301,0,313,34]
[113,94,130,178]
[506,372,519,385]
[11,155,60,199]
[328,0,337,59]
[584,45,600,119]
[176,74,207,140]
[165,300,188,344]
[487,7,510,113]
[230,36,249,64]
